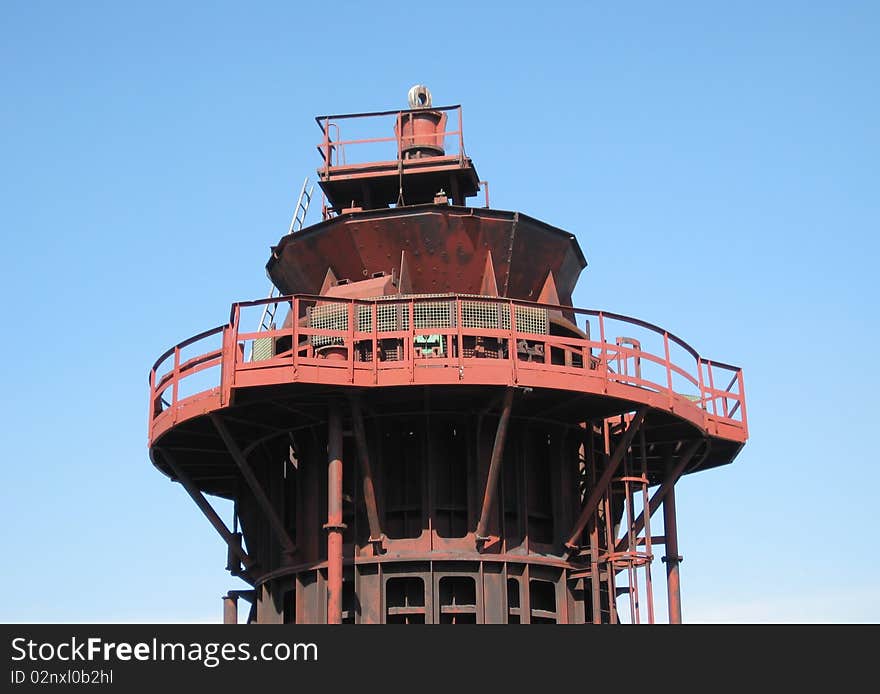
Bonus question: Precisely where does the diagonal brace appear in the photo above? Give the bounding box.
[565,406,648,550]
[615,438,704,552]
[349,395,383,544]
[210,414,297,557]
[158,448,255,571]
[476,387,515,542]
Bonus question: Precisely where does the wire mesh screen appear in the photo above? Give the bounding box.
[307,296,548,347]
[307,303,348,347]
[461,301,548,334]
[376,302,405,332]
[510,305,548,335]
[251,335,274,361]
[460,299,502,330]
[413,300,455,329]
[356,305,373,333]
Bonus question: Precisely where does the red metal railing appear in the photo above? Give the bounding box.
[315,105,465,176]
[149,295,747,444]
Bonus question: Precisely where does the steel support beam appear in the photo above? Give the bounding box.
[223,594,238,624]
[615,438,704,552]
[589,523,602,624]
[326,403,345,624]
[564,407,648,550]
[663,485,683,624]
[210,414,297,557]
[158,448,255,571]
[349,395,383,544]
[476,387,515,542]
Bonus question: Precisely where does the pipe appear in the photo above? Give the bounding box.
[664,485,682,624]
[476,387,515,541]
[326,404,344,624]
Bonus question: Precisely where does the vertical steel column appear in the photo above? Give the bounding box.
[326,404,344,624]
[663,485,683,624]
[223,594,238,625]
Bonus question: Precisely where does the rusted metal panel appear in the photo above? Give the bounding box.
[256,583,284,624]
[482,564,506,624]
[222,595,237,625]
[267,207,587,305]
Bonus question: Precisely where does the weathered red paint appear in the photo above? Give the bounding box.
[664,485,683,624]
[326,404,344,624]
[147,90,747,624]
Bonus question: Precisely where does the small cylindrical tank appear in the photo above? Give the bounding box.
[396,84,447,158]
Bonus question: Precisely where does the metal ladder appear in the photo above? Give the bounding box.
[257,178,314,333]
[250,179,313,362]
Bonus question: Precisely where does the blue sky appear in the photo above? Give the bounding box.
[1,1,877,623]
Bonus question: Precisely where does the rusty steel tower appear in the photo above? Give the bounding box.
[148,86,748,624]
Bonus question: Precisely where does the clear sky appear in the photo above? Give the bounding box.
[1,1,877,623]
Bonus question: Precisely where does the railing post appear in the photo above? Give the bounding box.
[233,303,241,374]
[598,312,608,393]
[323,118,331,177]
[227,304,242,405]
[220,325,231,407]
[706,361,717,416]
[736,370,748,432]
[509,300,518,385]
[663,331,673,408]
[148,367,156,440]
[579,314,589,371]
[292,296,299,378]
[455,297,463,373]
[172,346,180,406]
[458,106,464,161]
[408,300,415,383]
[348,300,355,384]
[234,302,242,344]
[372,301,378,384]
[697,357,706,420]
[480,180,490,208]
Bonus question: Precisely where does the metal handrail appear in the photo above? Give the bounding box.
[149,294,747,440]
[315,106,465,169]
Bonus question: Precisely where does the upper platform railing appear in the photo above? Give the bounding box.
[315,105,465,174]
[149,294,747,444]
